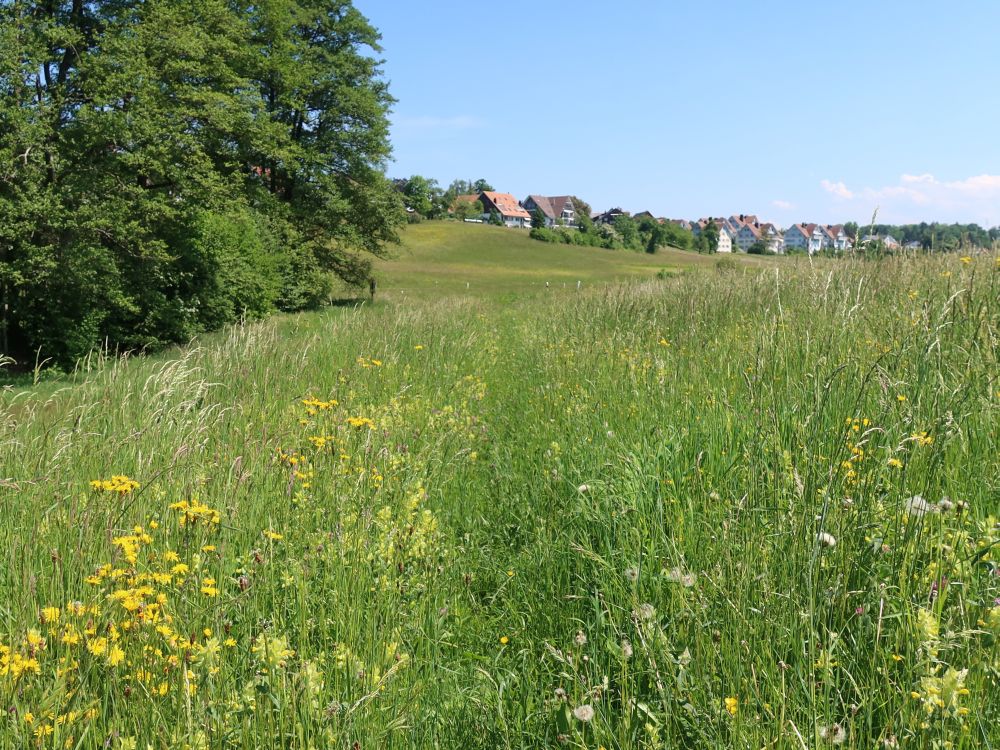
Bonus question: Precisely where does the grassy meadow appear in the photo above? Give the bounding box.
[0,232,998,748]
[371,222,776,298]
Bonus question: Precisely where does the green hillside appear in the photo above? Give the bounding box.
[371,221,774,297]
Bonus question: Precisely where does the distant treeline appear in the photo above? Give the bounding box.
[848,222,999,249]
[1,2,401,369]
[530,213,695,253]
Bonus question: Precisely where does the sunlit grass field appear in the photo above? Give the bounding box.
[0,247,998,748]
[371,221,776,298]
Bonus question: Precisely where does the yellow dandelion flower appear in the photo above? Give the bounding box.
[724,696,738,716]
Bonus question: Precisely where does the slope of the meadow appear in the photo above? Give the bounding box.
[0,253,998,748]
[371,221,774,298]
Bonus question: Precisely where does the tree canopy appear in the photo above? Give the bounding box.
[0,0,402,367]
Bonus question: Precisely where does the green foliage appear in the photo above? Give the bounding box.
[531,207,547,229]
[715,256,738,272]
[399,175,444,218]
[451,198,484,222]
[703,220,720,253]
[0,0,402,367]
[612,214,640,248]
[189,210,282,329]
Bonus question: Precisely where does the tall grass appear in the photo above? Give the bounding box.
[0,254,997,748]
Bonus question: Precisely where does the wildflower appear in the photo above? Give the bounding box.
[916,608,939,642]
[499,636,509,645]
[937,496,955,512]
[910,431,933,447]
[169,498,221,528]
[904,495,934,517]
[816,532,837,549]
[635,603,656,621]
[896,394,907,402]
[663,567,696,586]
[888,457,903,468]
[724,696,738,716]
[40,607,60,625]
[573,704,595,722]
[574,630,587,647]
[107,646,125,667]
[414,345,424,350]
[23,712,34,724]
[624,567,639,583]
[89,475,140,494]
[960,256,972,264]
[263,530,284,541]
[818,723,848,745]
[918,667,969,717]
[200,578,219,597]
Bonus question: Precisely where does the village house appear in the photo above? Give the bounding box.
[734,221,782,253]
[691,218,735,252]
[478,191,531,228]
[784,223,825,254]
[819,224,852,251]
[522,195,577,227]
[861,234,900,248]
[592,207,629,225]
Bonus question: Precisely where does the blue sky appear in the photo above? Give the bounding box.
[357,1,1000,227]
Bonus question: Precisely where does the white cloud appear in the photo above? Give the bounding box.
[771,199,794,210]
[819,173,1000,225]
[820,180,854,200]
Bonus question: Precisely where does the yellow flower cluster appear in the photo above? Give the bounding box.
[89,475,140,494]
[302,396,338,416]
[168,498,221,528]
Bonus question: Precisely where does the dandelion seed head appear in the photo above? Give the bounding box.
[624,567,639,583]
[904,495,934,517]
[573,704,595,722]
[635,603,656,621]
[816,532,837,549]
[818,723,848,745]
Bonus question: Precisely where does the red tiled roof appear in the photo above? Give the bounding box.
[482,191,531,219]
